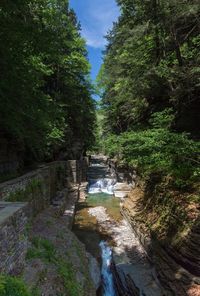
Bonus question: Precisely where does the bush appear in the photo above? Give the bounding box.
[104,110,200,188]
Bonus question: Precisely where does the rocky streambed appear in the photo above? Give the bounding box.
[73,155,166,296]
[88,206,164,295]
[122,186,200,296]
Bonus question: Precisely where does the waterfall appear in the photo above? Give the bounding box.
[88,179,116,195]
[100,241,116,296]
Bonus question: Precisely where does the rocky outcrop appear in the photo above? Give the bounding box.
[113,182,133,199]
[106,158,136,199]
[111,260,140,296]
[88,206,165,295]
[105,157,200,295]
[107,158,137,184]
[87,252,101,290]
[122,186,200,296]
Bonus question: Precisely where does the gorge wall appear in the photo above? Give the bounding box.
[122,187,200,296]
[108,158,200,296]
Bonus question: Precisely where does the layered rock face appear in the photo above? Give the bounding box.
[106,158,200,295]
[122,186,200,296]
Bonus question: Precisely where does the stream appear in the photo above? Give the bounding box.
[100,241,115,296]
[73,156,163,296]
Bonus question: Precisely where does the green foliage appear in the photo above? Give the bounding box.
[57,258,83,296]
[26,237,56,262]
[0,275,31,296]
[91,109,105,152]
[104,111,200,188]
[149,108,175,129]
[0,0,95,164]
[100,0,200,191]
[100,0,200,135]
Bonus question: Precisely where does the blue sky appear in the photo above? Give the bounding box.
[69,0,119,82]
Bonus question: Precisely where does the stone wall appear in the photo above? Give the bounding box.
[0,202,28,275]
[0,158,89,212]
[66,157,89,185]
[0,161,68,216]
[0,158,89,275]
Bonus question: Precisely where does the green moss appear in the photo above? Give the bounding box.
[25,222,32,234]
[0,275,32,296]
[186,194,200,203]
[30,286,40,296]
[7,189,26,202]
[26,237,84,296]
[142,188,192,244]
[57,259,83,296]
[7,179,42,202]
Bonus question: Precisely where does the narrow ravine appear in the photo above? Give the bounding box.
[73,156,164,296]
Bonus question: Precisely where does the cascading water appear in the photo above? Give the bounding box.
[73,156,164,296]
[88,179,116,195]
[99,241,116,296]
[87,163,117,294]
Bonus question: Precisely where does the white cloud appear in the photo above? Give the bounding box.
[82,28,106,48]
[74,0,119,49]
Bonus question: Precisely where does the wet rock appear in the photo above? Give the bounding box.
[87,252,101,290]
[111,260,140,296]
[122,187,200,296]
[113,182,133,199]
[88,206,165,296]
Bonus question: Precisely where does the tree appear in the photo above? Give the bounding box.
[0,0,96,166]
[101,0,200,135]
[99,0,200,185]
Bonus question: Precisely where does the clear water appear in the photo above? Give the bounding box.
[74,160,163,296]
[85,193,121,221]
[73,192,121,258]
[100,241,116,296]
[73,165,120,296]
